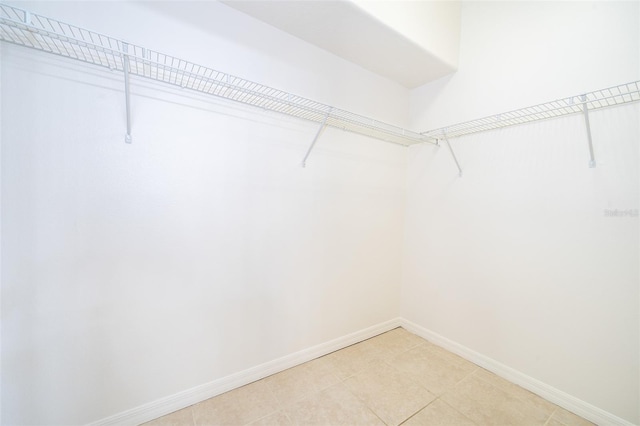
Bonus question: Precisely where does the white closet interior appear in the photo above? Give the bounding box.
[1,1,638,425]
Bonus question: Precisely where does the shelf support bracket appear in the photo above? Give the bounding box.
[301,111,330,168]
[581,95,595,168]
[443,133,463,177]
[123,43,132,144]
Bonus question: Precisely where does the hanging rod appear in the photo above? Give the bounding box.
[422,81,640,141]
[0,3,433,147]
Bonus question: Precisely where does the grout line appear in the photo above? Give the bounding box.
[471,366,559,420]
[543,408,559,426]
[436,397,480,426]
[264,380,281,405]
[398,396,439,425]
[404,330,552,422]
[243,409,280,426]
[434,366,478,402]
[190,406,196,426]
[162,327,580,426]
[281,409,294,426]
[340,377,387,426]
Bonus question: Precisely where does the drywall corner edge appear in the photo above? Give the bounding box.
[400,319,637,426]
[88,318,403,426]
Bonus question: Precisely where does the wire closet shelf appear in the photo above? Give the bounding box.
[0,3,432,147]
[423,81,640,140]
[1,3,639,149]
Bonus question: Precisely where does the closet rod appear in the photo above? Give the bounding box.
[0,3,433,148]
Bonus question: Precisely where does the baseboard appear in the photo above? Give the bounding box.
[88,318,402,426]
[89,316,634,426]
[400,319,636,426]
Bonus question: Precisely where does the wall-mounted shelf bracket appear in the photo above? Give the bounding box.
[580,95,595,168]
[422,82,638,171]
[301,111,330,168]
[443,133,463,177]
[123,43,132,144]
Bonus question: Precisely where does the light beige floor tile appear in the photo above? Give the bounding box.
[142,407,194,426]
[144,330,575,426]
[284,382,383,426]
[422,344,476,370]
[299,356,342,390]
[441,375,549,426]
[473,369,557,417]
[550,407,595,426]
[390,343,476,395]
[192,380,279,426]
[264,358,340,405]
[345,361,436,426]
[327,340,384,380]
[247,411,292,426]
[402,399,476,426]
[364,328,426,358]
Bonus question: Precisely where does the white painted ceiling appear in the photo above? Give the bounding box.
[222,1,460,89]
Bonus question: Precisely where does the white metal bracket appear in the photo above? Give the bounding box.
[301,111,330,168]
[123,43,132,144]
[443,133,463,177]
[581,95,596,168]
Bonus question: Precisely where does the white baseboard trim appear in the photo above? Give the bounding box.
[89,318,402,426]
[90,317,634,426]
[400,319,636,426]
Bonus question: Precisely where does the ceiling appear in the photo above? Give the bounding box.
[221,0,461,89]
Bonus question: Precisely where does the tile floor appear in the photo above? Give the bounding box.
[143,328,595,426]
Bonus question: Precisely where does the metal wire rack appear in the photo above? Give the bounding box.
[1,3,638,165]
[0,3,432,147]
[423,81,640,140]
[420,80,639,174]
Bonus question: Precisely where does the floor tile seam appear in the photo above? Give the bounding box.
[436,366,480,405]
[381,339,425,361]
[189,404,196,426]
[381,355,466,401]
[276,379,356,420]
[324,357,356,382]
[344,372,421,425]
[391,340,472,372]
[339,378,388,426]
[436,395,483,425]
[445,372,555,426]
[423,344,480,371]
[262,378,291,420]
[422,365,480,399]
[380,357,438,395]
[281,407,294,426]
[310,372,343,395]
[546,407,570,426]
[396,396,441,426]
[265,369,331,402]
[368,358,443,423]
[243,408,284,426]
[470,368,557,419]
[542,410,555,426]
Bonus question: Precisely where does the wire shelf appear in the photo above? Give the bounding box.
[2,3,637,149]
[423,81,640,140]
[0,3,432,147]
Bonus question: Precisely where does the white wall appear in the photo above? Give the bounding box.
[352,0,461,70]
[403,1,639,423]
[0,2,408,424]
[411,1,640,131]
[3,1,639,424]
